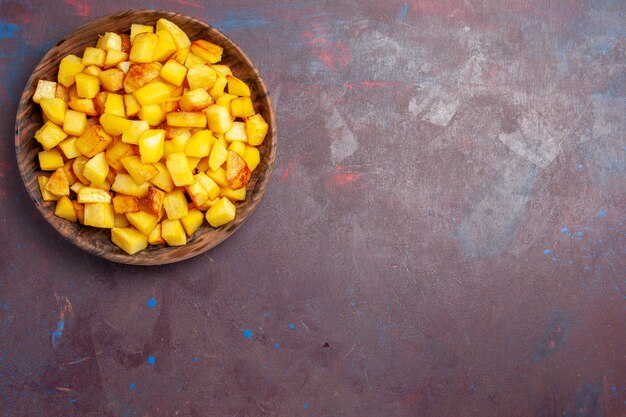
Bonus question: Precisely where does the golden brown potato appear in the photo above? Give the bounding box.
[120,33,132,54]
[225,150,251,189]
[143,186,165,216]
[112,195,140,214]
[93,91,108,115]
[123,62,162,94]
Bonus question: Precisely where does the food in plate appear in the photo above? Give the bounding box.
[32,18,269,255]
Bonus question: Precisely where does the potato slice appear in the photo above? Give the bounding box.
[144,186,165,216]
[38,149,64,171]
[124,62,162,94]
[54,196,78,222]
[205,197,236,227]
[77,187,112,204]
[245,114,268,146]
[148,223,165,245]
[190,40,223,64]
[226,75,251,97]
[120,155,158,184]
[112,195,140,214]
[111,227,148,255]
[180,208,204,236]
[130,24,154,42]
[40,98,67,125]
[163,188,188,220]
[82,152,110,186]
[125,210,158,235]
[166,111,207,128]
[204,104,232,133]
[75,125,113,158]
[63,110,87,136]
[225,150,251,189]
[111,174,150,197]
[160,59,188,86]
[156,18,191,49]
[33,80,57,103]
[97,32,123,51]
[152,30,177,62]
[133,81,171,106]
[82,47,106,66]
[179,88,212,112]
[99,69,125,92]
[84,202,115,228]
[45,167,70,196]
[160,219,186,246]
[57,55,85,87]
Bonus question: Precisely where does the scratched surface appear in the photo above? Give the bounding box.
[0,0,625,416]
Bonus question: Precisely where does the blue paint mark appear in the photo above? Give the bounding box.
[543,249,552,256]
[592,37,616,55]
[149,5,155,10]
[289,323,295,329]
[274,343,280,348]
[0,23,20,40]
[576,163,584,170]
[213,18,270,31]
[584,227,590,232]
[193,356,198,363]
[396,3,409,20]
[576,231,584,237]
[561,227,569,234]
[147,355,156,365]
[0,303,8,310]
[598,210,606,217]
[303,402,309,409]
[147,297,157,308]
[612,386,617,391]
[71,399,76,403]
[351,301,357,307]
[129,383,135,390]
[51,321,64,346]
[243,329,253,339]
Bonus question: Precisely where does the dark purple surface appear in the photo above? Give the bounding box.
[0,1,625,416]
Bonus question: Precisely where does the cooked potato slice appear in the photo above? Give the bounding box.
[111,227,148,254]
[225,150,251,189]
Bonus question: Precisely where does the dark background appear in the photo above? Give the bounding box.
[0,0,624,416]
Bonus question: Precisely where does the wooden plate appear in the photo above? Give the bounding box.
[14,10,277,265]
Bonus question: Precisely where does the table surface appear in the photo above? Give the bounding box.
[1,1,624,416]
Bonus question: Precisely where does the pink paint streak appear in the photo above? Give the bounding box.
[302,30,351,71]
[486,65,500,79]
[280,161,295,183]
[64,0,90,16]
[333,172,363,186]
[343,81,395,89]
[327,165,363,187]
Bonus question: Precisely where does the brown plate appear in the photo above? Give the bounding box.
[14,10,277,265]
